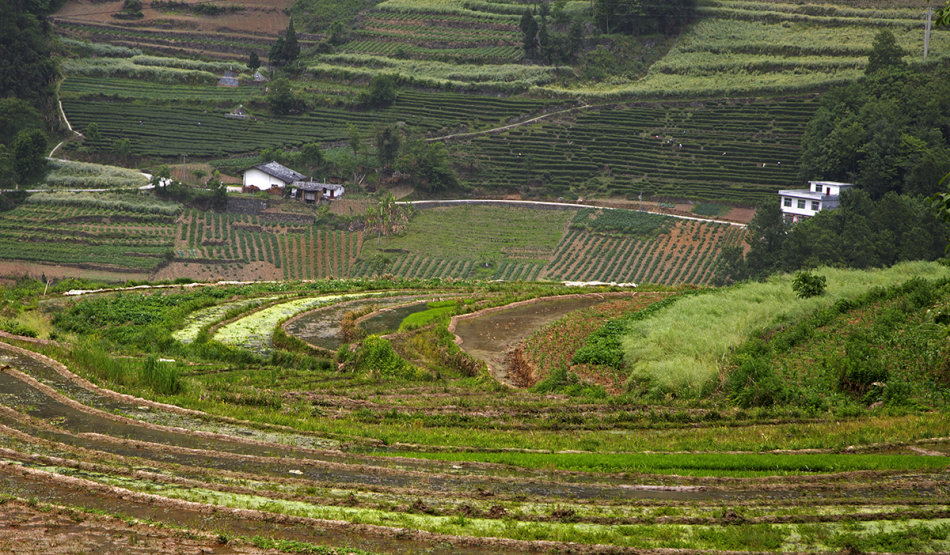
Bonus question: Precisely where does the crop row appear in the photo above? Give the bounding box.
[542,219,746,286]
[61,85,556,157]
[457,96,816,203]
[0,204,175,271]
[340,40,523,63]
[179,211,363,279]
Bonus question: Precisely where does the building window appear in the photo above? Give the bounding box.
[797,199,806,209]
[783,198,792,207]
[811,201,820,211]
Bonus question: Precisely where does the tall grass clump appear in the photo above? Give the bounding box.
[622,261,950,396]
[142,355,183,395]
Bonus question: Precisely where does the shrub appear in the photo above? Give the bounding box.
[792,271,826,298]
[353,335,422,379]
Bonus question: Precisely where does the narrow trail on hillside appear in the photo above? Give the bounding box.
[426,103,592,143]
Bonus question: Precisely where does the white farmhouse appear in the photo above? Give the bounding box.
[242,161,305,191]
[778,180,854,223]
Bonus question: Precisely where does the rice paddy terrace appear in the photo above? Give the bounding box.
[0,265,948,552]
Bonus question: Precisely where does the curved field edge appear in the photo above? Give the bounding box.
[2,273,950,552]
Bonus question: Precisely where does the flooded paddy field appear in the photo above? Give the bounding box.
[2,275,949,553]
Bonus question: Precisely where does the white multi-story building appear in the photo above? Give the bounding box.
[778,181,854,222]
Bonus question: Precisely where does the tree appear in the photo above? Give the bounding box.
[85,122,101,143]
[375,124,401,168]
[283,19,300,63]
[520,9,538,54]
[396,139,459,193]
[936,0,950,26]
[112,137,132,161]
[268,35,286,67]
[0,98,44,146]
[347,124,362,158]
[743,202,787,279]
[248,51,260,72]
[866,30,905,75]
[268,78,296,115]
[568,20,584,61]
[792,271,827,298]
[363,74,397,107]
[12,129,47,187]
[0,0,58,111]
[537,19,552,63]
[298,142,325,172]
[150,164,171,190]
[269,19,300,67]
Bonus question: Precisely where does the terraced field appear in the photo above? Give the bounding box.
[0,203,176,275]
[0,274,948,552]
[456,96,817,201]
[61,81,559,157]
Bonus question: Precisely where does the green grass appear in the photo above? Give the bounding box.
[372,450,950,477]
[622,262,950,395]
[361,205,574,264]
[398,300,457,330]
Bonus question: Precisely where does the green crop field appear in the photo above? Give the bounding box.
[455,96,818,201]
[0,202,176,272]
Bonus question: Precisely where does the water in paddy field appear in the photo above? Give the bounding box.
[286,294,444,350]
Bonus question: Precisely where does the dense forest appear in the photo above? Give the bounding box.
[0,0,62,189]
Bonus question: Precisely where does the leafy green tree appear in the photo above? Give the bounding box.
[347,124,362,158]
[112,137,131,162]
[375,124,401,168]
[520,9,538,54]
[538,19,552,63]
[866,30,905,75]
[396,139,459,193]
[268,19,300,67]
[85,122,101,143]
[283,19,300,63]
[792,271,826,298]
[12,129,47,186]
[936,0,950,26]
[363,74,397,107]
[267,78,296,115]
[568,20,584,61]
[0,99,44,146]
[0,0,58,111]
[150,164,171,190]
[268,35,286,66]
[743,202,787,278]
[298,142,325,172]
[799,64,950,199]
[248,51,260,71]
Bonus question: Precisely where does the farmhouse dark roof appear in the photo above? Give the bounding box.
[291,181,344,192]
[250,161,305,183]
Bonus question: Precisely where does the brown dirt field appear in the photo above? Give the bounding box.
[0,499,275,554]
[56,0,291,36]
[327,197,373,217]
[153,260,280,282]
